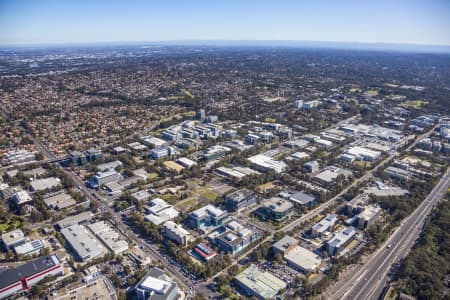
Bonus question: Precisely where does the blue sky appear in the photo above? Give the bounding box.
[0,0,449,45]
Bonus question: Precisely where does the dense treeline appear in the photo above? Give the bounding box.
[395,199,450,300]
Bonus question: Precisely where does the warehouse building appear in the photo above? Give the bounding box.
[234,264,286,300]
[56,211,93,229]
[284,245,322,273]
[30,177,61,192]
[14,239,45,257]
[247,154,287,173]
[43,192,76,210]
[87,221,129,255]
[272,236,299,255]
[61,224,105,262]
[0,255,63,299]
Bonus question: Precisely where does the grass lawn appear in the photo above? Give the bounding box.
[400,100,429,109]
[200,190,218,201]
[149,172,159,179]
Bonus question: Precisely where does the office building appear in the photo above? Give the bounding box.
[210,220,260,255]
[234,264,286,300]
[356,205,382,229]
[150,146,174,160]
[288,191,316,206]
[201,145,231,161]
[1,229,26,251]
[1,150,35,166]
[85,148,103,162]
[135,268,179,300]
[89,170,122,188]
[12,190,32,205]
[225,188,257,211]
[304,160,320,173]
[188,204,227,231]
[247,154,287,173]
[311,214,338,237]
[144,198,179,226]
[0,255,63,299]
[257,197,294,221]
[327,226,357,256]
[162,221,193,246]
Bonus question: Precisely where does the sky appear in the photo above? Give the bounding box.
[0,0,449,46]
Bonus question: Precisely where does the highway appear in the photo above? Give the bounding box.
[327,168,450,300]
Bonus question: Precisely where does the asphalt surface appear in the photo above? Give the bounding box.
[329,169,450,300]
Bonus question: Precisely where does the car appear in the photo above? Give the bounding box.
[387,243,392,248]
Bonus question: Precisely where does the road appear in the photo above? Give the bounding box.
[327,168,450,300]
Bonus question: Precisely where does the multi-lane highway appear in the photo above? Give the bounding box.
[328,168,450,300]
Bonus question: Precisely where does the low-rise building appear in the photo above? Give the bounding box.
[225,188,257,211]
[176,157,197,169]
[192,243,217,262]
[12,190,32,205]
[135,268,179,300]
[314,166,352,184]
[287,191,316,206]
[30,177,61,192]
[188,204,228,231]
[56,211,93,229]
[0,255,63,299]
[96,160,122,172]
[284,245,322,273]
[257,197,294,221]
[61,224,105,262]
[89,170,122,188]
[144,198,180,226]
[311,214,338,237]
[43,192,76,210]
[384,166,411,181]
[327,226,357,256]
[272,236,299,255]
[1,229,26,251]
[87,221,129,255]
[356,205,382,229]
[234,264,287,300]
[210,220,260,255]
[14,239,45,256]
[247,154,287,173]
[162,221,193,246]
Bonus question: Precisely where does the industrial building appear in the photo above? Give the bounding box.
[144,198,179,226]
[224,188,257,211]
[135,268,179,300]
[14,239,45,256]
[87,221,129,255]
[311,214,338,237]
[1,229,26,251]
[247,154,288,173]
[345,146,381,161]
[30,177,61,192]
[284,245,323,273]
[314,166,352,184]
[188,204,228,231]
[43,192,76,210]
[234,264,286,300]
[56,211,93,229]
[61,224,105,262]
[0,255,63,299]
[162,221,193,246]
[327,226,357,256]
